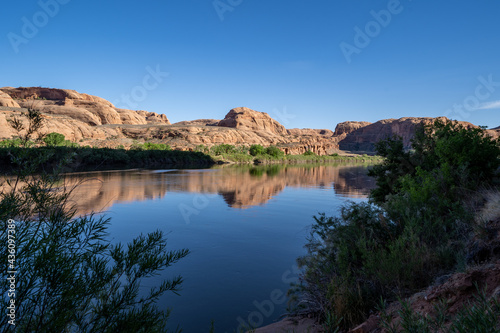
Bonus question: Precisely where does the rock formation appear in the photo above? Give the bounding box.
[0,90,20,108]
[0,86,497,155]
[0,87,170,127]
[338,117,498,152]
[218,107,288,135]
[334,121,371,136]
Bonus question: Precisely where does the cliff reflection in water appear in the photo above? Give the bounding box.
[64,164,376,214]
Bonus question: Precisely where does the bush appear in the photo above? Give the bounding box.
[265,146,284,158]
[303,150,316,156]
[0,111,189,331]
[131,141,171,151]
[0,138,23,148]
[0,172,188,331]
[292,120,500,330]
[210,144,237,156]
[44,132,66,146]
[249,144,265,156]
[369,120,500,205]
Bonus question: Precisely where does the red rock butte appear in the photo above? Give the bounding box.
[0,86,498,153]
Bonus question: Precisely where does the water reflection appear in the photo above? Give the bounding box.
[62,163,376,214]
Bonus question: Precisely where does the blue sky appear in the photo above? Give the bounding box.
[1,0,499,129]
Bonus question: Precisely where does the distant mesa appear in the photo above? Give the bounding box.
[0,86,497,153]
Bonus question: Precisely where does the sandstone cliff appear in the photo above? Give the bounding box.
[0,87,497,155]
[0,87,170,127]
[338,117,499,152]
[218,107,288,136]
[334,121,371,136]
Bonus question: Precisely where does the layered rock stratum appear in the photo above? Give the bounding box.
[0,87,498,154]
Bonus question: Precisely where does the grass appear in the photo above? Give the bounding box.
[379,287,500,333]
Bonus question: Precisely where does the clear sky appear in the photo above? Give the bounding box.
[1,0,499,130]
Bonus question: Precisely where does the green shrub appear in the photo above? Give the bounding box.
[0,110,189,331]
[210,144,237,156]
[265,146,284,158]
[303,150,316,156]
[249,144,265,156]
[44,132,66,146]
[131,141,171,151]
[292,120,500,330]
[369,120,500,205]
[0,138,23,148]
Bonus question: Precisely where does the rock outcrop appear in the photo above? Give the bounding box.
[338,117,496,152]
[0,90,20,108]
[218,107,288,136]
[287,128,334,137]
[334,121,371,136]
[0,87,170,126]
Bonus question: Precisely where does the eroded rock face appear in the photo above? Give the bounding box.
[0,90,20,108]
[0,87,170,126]
[334,121,371,136]
[217,107,288,135]
[338,117,493,152]
[287,128,334,137]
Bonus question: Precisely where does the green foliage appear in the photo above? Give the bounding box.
[210,144,237,156]
[194,144,209,154]
[0,147,214,173]
[303,150,316,156]
[292,120,500,329]
[0,138,24,148]
[0,110,189,332]
[0,174,188,332]
[369,120,500,205]
[44,132,66,146]
[8,108,45,146]
[265,145,284,158]
[249,144,265,156]
[131,141,171,151]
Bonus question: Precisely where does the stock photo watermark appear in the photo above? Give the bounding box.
[7,0,71,54]
[340,0,412,64]
[232,264,301,332]
[444,74,500,121]
[271,106,295,127]
[213,0,243,21]
[178,193,212,225]
[113,65,169,110]
[6,219,17,326]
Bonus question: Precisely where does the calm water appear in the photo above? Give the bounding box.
[64,163,375,332]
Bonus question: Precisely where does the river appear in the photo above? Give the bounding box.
[63,163,376,332]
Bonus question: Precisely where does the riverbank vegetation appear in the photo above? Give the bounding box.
[289,120,500,331]
[195,143,383,164]
[0,108,189,332]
